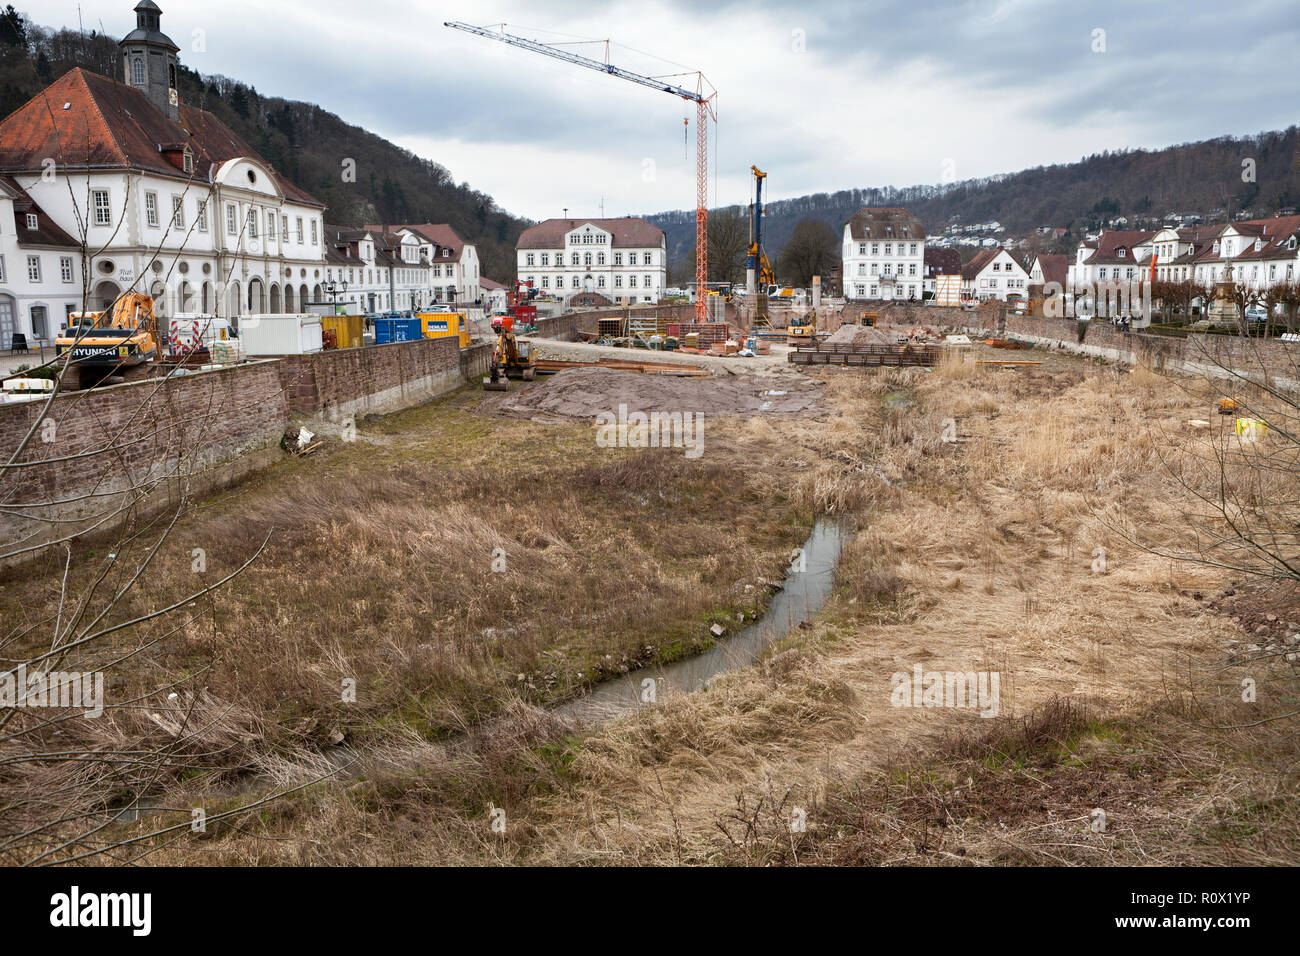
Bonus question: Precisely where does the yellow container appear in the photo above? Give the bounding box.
[1235,418,1267,440]
[418,312,470,349]
[321,313,364,350]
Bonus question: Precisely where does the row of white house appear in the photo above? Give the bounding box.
[0,1,485,350]
[1068,217,1300,291]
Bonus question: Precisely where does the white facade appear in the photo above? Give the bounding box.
[842,230,924,300]
[0,183,82,349]
[517,220,665,305]
[12,144,327,331]
[841,209,926,301]
[323,226,482,313]
[963,249,1030,301]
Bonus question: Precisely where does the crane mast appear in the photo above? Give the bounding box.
[444,20,717,322]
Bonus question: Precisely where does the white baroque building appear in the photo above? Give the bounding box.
[516,217,665,305]
[0,1,329,330]
[841,208,926,301]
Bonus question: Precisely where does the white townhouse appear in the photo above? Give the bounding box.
[1067,230,1157,289]
[0,177,83,350]
[516,217,666,305]
[841,208,926,301]
[1071,217,1300,297]
[323,224,482,313]
[1026,253,1069,292]
[1148,218,1300,291]
[325,228,414,314]
[390,224,481,306]
[960,248,1031,302]
[0,2,329,328]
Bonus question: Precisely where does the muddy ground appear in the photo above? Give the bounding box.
[487,366,824,421]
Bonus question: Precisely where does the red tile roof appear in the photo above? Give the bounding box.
[845,207,925,241]
[960,249,999,280]
[0,176,78,247]
[517,217,664,250]
[923,247,961,276]
[0,68,322,207]
[1033,253,1068,287]
[1078,229,1156,265]
[371,223,471,259]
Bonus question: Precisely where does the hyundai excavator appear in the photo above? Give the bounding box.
[55,292,159,388]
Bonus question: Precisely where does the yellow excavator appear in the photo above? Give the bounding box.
[787,311,816,347]
[55,292,159,387]
[482,313,536,391]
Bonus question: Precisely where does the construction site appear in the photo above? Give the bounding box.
[2,286,1298,869]
[0,9,1296,907]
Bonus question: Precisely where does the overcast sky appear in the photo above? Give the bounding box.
[35,0,1300,222]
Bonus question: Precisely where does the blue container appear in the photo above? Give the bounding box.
[373,316,422,344]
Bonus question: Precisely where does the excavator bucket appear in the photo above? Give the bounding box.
[482,367,509,391]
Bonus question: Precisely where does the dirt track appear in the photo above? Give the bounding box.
[489,366,824,420]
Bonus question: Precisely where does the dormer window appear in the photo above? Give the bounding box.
[25,213,37,230]
[182,148,193,173]
[1117,248,1126,258]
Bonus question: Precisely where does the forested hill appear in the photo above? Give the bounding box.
[646,127,1300,265]
[0,6,529,281]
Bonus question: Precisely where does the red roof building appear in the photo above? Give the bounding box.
[0,3,329,322]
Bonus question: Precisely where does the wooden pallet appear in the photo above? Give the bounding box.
[787,343,941,367]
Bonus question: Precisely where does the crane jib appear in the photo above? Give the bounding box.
[445,17,714,321]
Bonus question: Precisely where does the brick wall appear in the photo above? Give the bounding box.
[278,337,489,420]
[966,312,1299,390]
[0,360,288,559]
[1,339,495,560]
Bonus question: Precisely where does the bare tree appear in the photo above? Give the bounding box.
[0,79,331,865]
[777,219,839,287]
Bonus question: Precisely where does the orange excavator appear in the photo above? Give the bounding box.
[482,312,536,391]
[55,292,159,388]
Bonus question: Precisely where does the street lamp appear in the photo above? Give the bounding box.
[323,280,349,311]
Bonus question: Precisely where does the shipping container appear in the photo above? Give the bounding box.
[239,314,324,355]
[320,314,364,350]
[373,316,423,344]
[418,311,470,348]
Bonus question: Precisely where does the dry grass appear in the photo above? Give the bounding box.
[6,347,1296,865]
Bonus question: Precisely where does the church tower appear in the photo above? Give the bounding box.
[120,0,180,121]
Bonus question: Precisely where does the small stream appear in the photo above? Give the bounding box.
[555,518,849,724]
[113,519,849,823]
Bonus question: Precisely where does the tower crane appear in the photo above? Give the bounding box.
[444,20,717,322]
